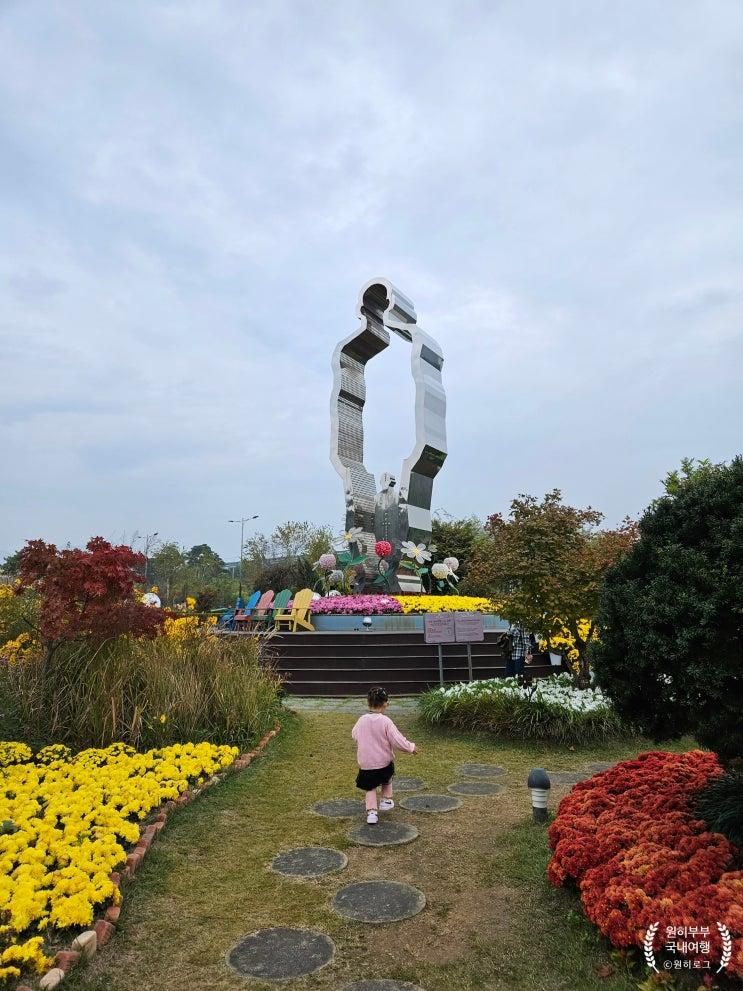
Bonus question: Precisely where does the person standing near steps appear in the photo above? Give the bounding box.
[352,686,417,825]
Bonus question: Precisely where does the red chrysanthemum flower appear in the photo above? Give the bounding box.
[547,750,742,976]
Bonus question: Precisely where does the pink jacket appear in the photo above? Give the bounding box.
[352,712,416,769]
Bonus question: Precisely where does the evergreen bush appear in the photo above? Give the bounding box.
[592,457,743,762]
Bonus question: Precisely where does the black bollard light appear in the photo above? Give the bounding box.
[527,768,551,824]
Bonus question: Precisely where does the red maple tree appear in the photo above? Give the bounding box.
[17,537,167,647]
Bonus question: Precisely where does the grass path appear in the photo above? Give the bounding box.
[64,709,682,991]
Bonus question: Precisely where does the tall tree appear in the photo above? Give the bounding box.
[593,457,743,762]
[467,490,637,682]
[241,533,271,587]
[245,522,334,592]
[431,515,484,578]
[1,551,21,577]
[305,525,335,565]
[661,456,723,498]
[271,521,320,559]
[16,537,166,651]
[148,542,186,604]
[185,544,226,582]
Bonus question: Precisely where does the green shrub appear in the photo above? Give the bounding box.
[692,769,743,849]
[419,674,631,745]
[1,630,282,750]
[252,558,315,595]
[0,585,37,646]
[592,456,743,762]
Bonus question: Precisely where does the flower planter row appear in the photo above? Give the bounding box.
[18,727,281,991]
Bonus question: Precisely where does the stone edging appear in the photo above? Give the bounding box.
[17,725,281,991]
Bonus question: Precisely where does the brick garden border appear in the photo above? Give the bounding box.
[16,725,281,991]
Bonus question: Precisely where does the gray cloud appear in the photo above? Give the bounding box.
[1,0,742,557]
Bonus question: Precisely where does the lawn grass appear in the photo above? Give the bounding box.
[63,707,695,991]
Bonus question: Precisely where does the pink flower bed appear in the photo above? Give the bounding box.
[309,595,402,615]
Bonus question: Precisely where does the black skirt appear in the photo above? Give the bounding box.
[356,761,395,791]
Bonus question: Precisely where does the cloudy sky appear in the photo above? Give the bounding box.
[1,1,742,561]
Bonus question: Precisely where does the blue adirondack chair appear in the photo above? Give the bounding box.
[233,590,261,629]
[218,608,236,630]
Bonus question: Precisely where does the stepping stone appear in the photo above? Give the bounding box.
[331,880,426,923]
[399,794,462,813]
[348,821,419,847]
[270,847,348,878]
[393,776,428,791]
[583,761,617,774]
[227,927,334,980]
[342,982,427,991]
[545,770,588,785]
[447,781,505,797]
[312,798,365,818]
[456,763,506,778]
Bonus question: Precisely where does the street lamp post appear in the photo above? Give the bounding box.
[228,516,259,599]
[143,532,159,582]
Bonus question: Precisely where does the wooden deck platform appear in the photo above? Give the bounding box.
[243,630,559,696]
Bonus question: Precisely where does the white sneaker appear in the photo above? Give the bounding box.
[366,810,378,824]
[379,799,394,811]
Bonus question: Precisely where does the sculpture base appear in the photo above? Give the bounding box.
[395,572,423,594]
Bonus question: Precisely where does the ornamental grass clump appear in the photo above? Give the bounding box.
[2,629,282,751]
[548,750,743,977]
[419,673,630,745]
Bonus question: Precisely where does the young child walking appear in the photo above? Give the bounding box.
[352,686,417,824]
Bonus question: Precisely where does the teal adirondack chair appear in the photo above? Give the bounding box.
[258,588,291,631]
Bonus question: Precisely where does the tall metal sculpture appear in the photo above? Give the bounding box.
[330,279,447,584]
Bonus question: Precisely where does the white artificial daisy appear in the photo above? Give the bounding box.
[337,525,364,545]
[400,540,432,565]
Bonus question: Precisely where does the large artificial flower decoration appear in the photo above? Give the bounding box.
[374,540,392,559]
[443,556,459,572]
[317,553,336,571]
[400,541,432,565]
[337,526,363,546]
[431,562,450,580]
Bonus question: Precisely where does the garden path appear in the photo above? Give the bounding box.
[286,697,419,716]
[65,712,650,991]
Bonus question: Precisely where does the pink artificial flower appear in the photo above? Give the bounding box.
[375,540,393,558]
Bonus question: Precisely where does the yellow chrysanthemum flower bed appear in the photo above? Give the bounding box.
[0,740,238,982]
[0,632,35,666]
[393,595,496,614]
[163,614,217,639]
[539,619,596,665]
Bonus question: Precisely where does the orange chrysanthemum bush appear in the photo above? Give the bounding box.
[548,751,743,976]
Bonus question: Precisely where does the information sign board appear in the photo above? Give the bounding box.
[454,612,484,642]
[423,612,456,644]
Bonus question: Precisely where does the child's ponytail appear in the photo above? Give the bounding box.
[367,686,389,708]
